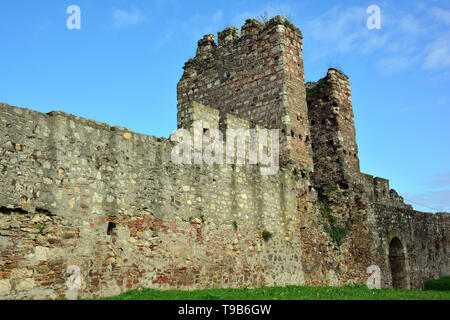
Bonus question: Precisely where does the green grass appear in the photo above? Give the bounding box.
[425,277,450,291]
[90,280,450,300]
[283,20,301,34]
[323,224,347,246]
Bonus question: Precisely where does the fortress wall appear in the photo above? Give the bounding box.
[1,14,449,299]
[360,173,412,209]
[360,173,376,199]
[368,204,450,289]
[0,102,306,299]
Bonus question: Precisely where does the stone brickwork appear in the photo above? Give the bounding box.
[360,173,412,209]
[0,102,305,299]
[177,16,314,176]
[367,206,449,289]
[0,15,449,300]
[178,101,220,130]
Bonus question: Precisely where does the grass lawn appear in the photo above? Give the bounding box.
[92,277,450,300]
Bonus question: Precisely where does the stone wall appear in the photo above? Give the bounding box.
[360,172,449,289]
[360,173,412,209]
[1,101,446,299]
[1,15,449,300]
[0,102,307,299]
[367,205,449,289]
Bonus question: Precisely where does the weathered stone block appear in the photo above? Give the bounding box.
[0,279,11,296]
[15,278,35,291]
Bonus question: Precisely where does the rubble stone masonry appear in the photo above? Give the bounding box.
[0,16,448,299]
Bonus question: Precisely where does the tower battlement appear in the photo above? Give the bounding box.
[177,15,311,175]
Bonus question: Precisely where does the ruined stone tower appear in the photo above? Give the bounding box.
[306,69,360,190]
[177,16,314,176]
[177,16,362,194]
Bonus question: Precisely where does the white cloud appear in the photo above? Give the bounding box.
[424,33,450,69]
[377,54,419,72]
[404,172,450,212]
[430,7,450,25]
[303,4,450,75]
[404,189,450,213]
[430,172,450,187]
[397,14,425,35]
[304,6,390,56]
[112,7,148,28]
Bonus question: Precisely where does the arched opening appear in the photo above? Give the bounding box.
[389,237,407,289]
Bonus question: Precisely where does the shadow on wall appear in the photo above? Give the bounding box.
[389,237,407,289]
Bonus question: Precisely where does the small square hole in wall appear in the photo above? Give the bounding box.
[107,222,117,236]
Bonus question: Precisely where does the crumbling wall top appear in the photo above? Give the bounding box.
[241,19,263,37]
[189,15,302,64]
[197,34,217,56]
[178,101,219,130]
[360,173,413,209]
[218,26,239,46]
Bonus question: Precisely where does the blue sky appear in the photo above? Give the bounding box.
[1,0,449,212]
